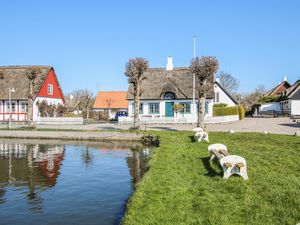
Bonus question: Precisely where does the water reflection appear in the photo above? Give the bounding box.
[0,139,151,225]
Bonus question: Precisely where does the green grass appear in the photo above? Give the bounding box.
[123,131,300,225]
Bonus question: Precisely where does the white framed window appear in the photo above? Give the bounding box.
[20,102,28,113]
[215,92,220,102]
[149,103,160,114]
[48,84,53,95]
[6,102,16,113]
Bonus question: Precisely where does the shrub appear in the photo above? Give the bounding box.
[258,95,279,104]
[238,105,245,120]
[213,106,238,116]
[213,103,228,107]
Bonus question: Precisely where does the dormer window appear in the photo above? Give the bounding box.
[48,84,53,95]
[163,92,175,100]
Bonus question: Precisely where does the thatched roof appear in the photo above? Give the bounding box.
[278,80,300,101]
[0,66,51,100]
[127,67,214,100]
[265,80,291,96]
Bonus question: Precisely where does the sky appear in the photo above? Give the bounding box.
[1,0,300,95]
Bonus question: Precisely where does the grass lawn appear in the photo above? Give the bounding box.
[123,131,300,225]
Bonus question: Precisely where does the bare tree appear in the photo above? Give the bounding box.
[190,56,219,128]
[240,85,268,111]
[125,57,149,129]
[218,71,239,93]
[105,97,113,115]
[81,89,94,120]
[68,89,85,114]
[26,67,41,125]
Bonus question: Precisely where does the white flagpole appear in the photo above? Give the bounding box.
[192,35,196,120]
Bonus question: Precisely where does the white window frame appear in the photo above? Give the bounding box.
[20,101,28,113]
[5,101,17,113]
[48,84,54,95]
[149,103,160,114]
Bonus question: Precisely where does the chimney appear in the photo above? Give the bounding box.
[215,77,220,83]
[283,76,288,82]
[166,56,174,70]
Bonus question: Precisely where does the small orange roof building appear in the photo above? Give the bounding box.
[93,91,128,110]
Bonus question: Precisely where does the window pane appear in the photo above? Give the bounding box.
[149,103,159,114]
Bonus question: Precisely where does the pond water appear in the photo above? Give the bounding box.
[0,139,150,225]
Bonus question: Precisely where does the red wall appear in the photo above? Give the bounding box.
[37,68,64,101]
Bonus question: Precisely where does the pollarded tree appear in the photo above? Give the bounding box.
[190,56,219,128]
[26,67,41,124]
[125,57,149,129]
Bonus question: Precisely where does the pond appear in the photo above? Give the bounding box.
[0,139,151,225]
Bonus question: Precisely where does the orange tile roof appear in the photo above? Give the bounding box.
[93,91,128,109]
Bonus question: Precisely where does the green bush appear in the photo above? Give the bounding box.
[238,105,245,120]
[213,106,238,116]
[213,103,228,107]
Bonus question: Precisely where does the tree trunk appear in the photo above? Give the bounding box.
[197,79,207,128]
[27,81,34,125]
[86,105,90,120]
[133,85,140,129]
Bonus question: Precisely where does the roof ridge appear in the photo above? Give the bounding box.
[0,65,51,69]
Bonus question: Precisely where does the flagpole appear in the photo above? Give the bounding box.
[192,35,196,121]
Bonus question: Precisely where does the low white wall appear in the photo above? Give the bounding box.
[118,115,239,124]
[291,100,300,115]
[260,102,280,112]
[35,117,83,125]
[204,115,239,124]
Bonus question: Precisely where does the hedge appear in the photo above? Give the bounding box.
[213,106,238,117]
[238,105,245,120]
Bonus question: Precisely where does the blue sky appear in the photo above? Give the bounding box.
[1,0,299,94]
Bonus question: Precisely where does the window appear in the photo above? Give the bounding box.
[180,102,191,114]
[132,103,143,114]
[6,102,16,113]
[163,92,175,100]
[48,84,53,95]
[20,102,28,113]
[149,103,160,114]
[215,92,220,102]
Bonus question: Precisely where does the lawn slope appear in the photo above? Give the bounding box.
[123,132,300,225]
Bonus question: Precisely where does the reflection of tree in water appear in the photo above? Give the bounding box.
[0,187,6,204]
[26,144,43,213]
[81,146,94,166]
[126,146,151,189]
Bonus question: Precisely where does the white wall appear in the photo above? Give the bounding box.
[128,99,214,119]
[260,102,280,112]
[33,97,64,121]
[291,100,300,115]
[214,83,236,106]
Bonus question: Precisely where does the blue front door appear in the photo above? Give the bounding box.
[165,102,174,117]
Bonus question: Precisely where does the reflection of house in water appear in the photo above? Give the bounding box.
[0,141,64,212]
[126,148,151,187]
[0,142,65,187]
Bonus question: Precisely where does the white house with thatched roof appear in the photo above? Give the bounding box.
[122,57,237,124]
[0,66,65,122]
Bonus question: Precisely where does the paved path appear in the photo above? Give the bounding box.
[1,117,299,135]
[0,130,142,142]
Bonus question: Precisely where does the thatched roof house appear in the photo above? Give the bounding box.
[0,66,65,122]
[123,57,238,123]
[127,67,214,100]
[0,66,52,100]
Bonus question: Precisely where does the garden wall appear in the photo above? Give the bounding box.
[35,117,84,125]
